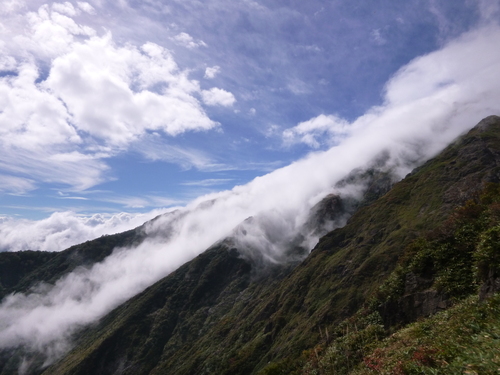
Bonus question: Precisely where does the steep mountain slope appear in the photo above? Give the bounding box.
[39,115,500,375]
[301,179,500,374]
[0,251,58,300]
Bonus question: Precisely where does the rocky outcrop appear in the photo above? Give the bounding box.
[479,269,500,301]
[379,289,451,328]
[378,272,451,327]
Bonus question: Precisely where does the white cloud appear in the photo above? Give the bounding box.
[1,19,500,369]
[0,56,16,71]
[287,78,309,95]
[171,32,207,49]
[0,209,170,252]
[16,5,95,59]
[201,87,236,106]
[52,2,77,16]
[181,178,234,186]
[0,5,230,194]
[99,195,182,209]
[134,133,224,170]
[46,36,216,143]
[283,114,350,148]
[76,1,95,14]
[0,174,35,194]
[478,0,500,22]
[371,29,386,45]
[204,65,220,79]
[0,0,25,15]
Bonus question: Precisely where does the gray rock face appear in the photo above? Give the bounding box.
[479,269,500,301]
[379,290,451,328]
[404,272,433,294]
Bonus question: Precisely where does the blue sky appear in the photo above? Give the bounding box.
[0,0,499,250]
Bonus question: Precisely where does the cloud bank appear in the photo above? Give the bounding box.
[0,209,169,252]
[0,21,500,367]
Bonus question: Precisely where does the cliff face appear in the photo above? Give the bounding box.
[1,116,500,375]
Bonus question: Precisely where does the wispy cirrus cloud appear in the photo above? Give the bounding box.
[181,178,234,187]
[133,133,227,171]
[0,175,36,194]
[97,194,183,209]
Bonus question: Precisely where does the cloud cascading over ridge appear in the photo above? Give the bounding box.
[0,22,499,364]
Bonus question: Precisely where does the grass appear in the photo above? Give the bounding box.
[353,294,500,375]
[41,118,500,375]
[298,183,500,375]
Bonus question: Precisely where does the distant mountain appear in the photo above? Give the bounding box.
[1,116,500,374]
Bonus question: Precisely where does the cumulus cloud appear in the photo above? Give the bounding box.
[1,23,500,366]
[283,114,351,148]
[0,4,231,194]
[204,65,220,79]
[0,0,25,15]
[201,87,236,106]
[171,32,207,49]
[46,37,216,143]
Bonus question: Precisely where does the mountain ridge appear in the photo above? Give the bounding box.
[1,115,500,374]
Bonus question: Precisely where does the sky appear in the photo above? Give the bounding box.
[0,0,500,365]
[0,0,497,237]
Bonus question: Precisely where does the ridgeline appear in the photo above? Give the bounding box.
[1,116,500,374]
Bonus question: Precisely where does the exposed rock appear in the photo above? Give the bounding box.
[404,272,433,294]
[379,289,451,327]
[304,194,349,236]
[479,269,500,301]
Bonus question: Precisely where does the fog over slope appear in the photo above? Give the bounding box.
[0,25,499,363]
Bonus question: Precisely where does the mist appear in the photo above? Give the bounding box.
[0,209,170,252]
[0,24,500,365]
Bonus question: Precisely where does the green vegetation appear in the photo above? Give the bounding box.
[0,250,58,300]
[40,117,500,375]
[359,294,500,374]
[376,186,499,304]
[300,182,500,374]
[297,293,500,374]
[2,116,500,375]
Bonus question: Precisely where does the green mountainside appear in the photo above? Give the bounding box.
[1,115,500,374]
